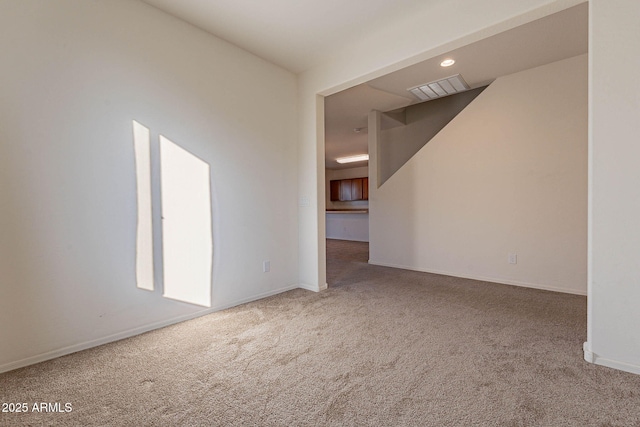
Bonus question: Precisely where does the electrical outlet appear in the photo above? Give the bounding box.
[508,253,517,265]
[263,260,271,273]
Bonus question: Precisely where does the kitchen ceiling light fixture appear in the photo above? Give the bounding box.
[336,154,369,164]
[440,58,455,67]
[407,74,470,101]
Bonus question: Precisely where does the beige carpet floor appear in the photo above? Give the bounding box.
[2,239,640,426]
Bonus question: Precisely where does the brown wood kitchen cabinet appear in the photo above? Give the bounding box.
[330,177,368,201]
[330,180,341,202]
[362,177,368,200]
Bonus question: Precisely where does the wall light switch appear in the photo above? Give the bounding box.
[263,260,271,273]
[508,253,518,265]
[299,196,310,207]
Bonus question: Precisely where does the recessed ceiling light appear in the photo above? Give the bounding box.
[336,154,369,164]
[440,58,455,67]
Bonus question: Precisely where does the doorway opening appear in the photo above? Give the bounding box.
[326,239,369,287]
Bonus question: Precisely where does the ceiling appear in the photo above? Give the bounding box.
[140,0,587,171]
[141,0,431,74]
[325,3,588,169]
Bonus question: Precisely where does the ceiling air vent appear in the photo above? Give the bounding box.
[408,74,470,101]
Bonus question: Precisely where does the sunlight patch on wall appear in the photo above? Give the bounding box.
[159,135,213,307]
[133,120,154,291]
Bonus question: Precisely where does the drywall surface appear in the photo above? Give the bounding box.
[586,0,640,374]
[298,0,585,291]
[326,213,369,242]
[0,0,298,371]
[379,87,486,185]
[325,166,369,210]
[369,54,588,295]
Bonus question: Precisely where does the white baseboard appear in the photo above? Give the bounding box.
[583,341,595,363]
[298,282,327,292]
[583,342,640,376]
[368,260,587,296]
[0,283,300,374]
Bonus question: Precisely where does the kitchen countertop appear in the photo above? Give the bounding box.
[326,209,369,214]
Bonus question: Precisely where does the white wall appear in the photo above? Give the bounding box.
[0,0,298,372]
[379,87,486,185]
[325,166,369,210]
[586,0,640,374]
[326,213,369,242]
[369,55,588,295]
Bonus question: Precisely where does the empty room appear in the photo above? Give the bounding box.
[1,0,640,425]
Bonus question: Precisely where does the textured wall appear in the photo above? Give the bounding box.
[0,0,298,371]
[587,0,640,374]
[370,55,588,295]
